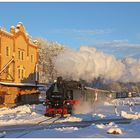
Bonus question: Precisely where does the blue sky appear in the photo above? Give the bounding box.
[0,2,140,58]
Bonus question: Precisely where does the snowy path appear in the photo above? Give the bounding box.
[1,117,132,138]
[0,117,131,132]
[5,120,140,138]
[0,117,57,132]
[2,116,61,138]
[0,97,140,138]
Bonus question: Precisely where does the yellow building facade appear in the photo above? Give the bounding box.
[0,22,39,106]
[0,22,39,83]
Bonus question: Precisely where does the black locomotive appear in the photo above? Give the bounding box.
[44,77,81,117]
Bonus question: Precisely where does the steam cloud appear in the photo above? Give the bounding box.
[73,101,93,114]
[54,46,140,83]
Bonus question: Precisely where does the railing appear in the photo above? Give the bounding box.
[0,57,14,75]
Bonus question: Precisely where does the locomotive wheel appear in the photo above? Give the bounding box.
[44,113,51,117]
[44,113,55,117]
[44,113,48,117]
[67,105,73,114]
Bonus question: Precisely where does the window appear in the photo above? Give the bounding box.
[21,52,24,60]
[18,69,20,79]
[18,67,25,79]
[18,51,20,59]
[31,54,34,63]
[6,46,10,56]
[21,69,24,79]
[18,50,24,60]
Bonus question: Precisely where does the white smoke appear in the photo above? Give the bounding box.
[54,46,140,83]
[122,58,140,82]
[73,101,93,114]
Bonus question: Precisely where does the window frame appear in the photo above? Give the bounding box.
[6,46,10,56]
[31,54,34,63]
[18,49,25,60]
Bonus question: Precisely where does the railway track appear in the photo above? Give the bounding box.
[1,117,132,138]
[44,118,131,129]
[0,116,61,138]
[16,116,61,138]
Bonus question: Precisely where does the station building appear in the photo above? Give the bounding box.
[0,22,39,106]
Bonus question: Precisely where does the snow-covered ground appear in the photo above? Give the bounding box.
[0,104,46,126]
[0,97,140,138]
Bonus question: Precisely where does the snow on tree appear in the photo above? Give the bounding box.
[36,38,64,83]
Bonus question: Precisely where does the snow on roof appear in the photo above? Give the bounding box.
[15,28,19,33]
[0,82,46,87]
[0,27,13,37]
[26,32,29,37]
[0,22,38,47]
[10,26,15,29]
[29,38,38,46]
[18,22,23,25]
[85,86,110,93]
[16,24,21,28]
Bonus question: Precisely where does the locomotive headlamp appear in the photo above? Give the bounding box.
[54,80,57,83]
[67,102,70,105]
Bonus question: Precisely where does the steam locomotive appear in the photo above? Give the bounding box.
[44,77,81,117]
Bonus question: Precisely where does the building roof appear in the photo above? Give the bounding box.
[0,22,38,47]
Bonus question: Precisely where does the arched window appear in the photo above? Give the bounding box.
[18,67,25,80]
[18,49,24,60]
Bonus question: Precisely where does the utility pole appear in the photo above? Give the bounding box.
[93,89,98,114]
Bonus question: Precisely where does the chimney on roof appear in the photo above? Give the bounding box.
[16,22,25,33]
[10,26,15,34]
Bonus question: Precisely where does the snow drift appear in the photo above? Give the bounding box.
[54,46,140,83]
[0,104,46,126]
[107,127,123,135]
[121,111,140,120]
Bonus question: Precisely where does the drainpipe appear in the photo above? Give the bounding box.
[35,63,38,85]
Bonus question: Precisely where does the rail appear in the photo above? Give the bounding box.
[15,116,61,138]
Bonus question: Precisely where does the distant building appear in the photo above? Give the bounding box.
[0,22,39,106]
